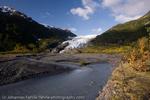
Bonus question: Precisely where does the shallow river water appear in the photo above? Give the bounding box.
[0,63,112,100]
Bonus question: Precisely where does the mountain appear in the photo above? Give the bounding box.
[92,11,150,45]
[0,6,76,52]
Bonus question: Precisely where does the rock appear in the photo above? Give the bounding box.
[51,42,69,53]
[0,57,72,86]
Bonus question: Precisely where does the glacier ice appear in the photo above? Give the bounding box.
[60,34,97,53]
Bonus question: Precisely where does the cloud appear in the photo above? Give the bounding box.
[70,0,149,22]
[113,14,141,23]
[102,0,121,7]
[70,0,99,20]
[68,27,77,32]
[92,27,102,34]
[101,0,150,22]
[71,6,94,20]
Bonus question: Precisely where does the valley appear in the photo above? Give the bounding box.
[0,4,150,100]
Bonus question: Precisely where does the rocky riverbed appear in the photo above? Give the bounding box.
[0,56,73,86]
[0,53,121,86]
[0,53,121,100]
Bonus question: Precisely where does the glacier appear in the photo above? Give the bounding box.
[60,34,97,53]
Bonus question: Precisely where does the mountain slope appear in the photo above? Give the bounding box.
[92,11,150,45]
[0,6,76,52]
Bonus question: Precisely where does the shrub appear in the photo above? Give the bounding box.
[79,60,90,66]
[125,36,150,72]
[13,44,29,53]
[138,37,149,53]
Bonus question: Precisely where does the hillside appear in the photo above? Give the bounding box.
[0,6,76,52]
[92,11,150,45]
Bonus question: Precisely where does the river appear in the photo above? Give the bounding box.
[0,63,112,100]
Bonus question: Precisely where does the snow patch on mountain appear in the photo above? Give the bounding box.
[0,6,16,15]
[60,34,97,53]
[0,6,16,13]
[0,6,29,19]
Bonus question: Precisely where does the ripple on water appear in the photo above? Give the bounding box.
[0,63,112,100]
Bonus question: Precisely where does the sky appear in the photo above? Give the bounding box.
[0,0,150,35]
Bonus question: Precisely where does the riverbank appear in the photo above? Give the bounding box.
[96,62,150,100]
[97,37,150,100]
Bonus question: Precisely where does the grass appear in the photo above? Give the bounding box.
[98,58,109,63]
[0,51,29,55]
[92,12,149,45]
[0,50,39,58]
[0,46,40,56]
[79,60,91,66]
[80,45,131,54]
[97,37,150,100]
[110,62,150,99]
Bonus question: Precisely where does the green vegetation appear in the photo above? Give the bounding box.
[100,59,109,63]
[97,21,150,99]
[92,11,150,45]
[125,37,150,72]
[84,12,150,55]
[103,35,150,99]
[80,45,131,54]
[124,20,150,72]
[79,60,91,66]
[0,9,76,53]
[110,62,150,100]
